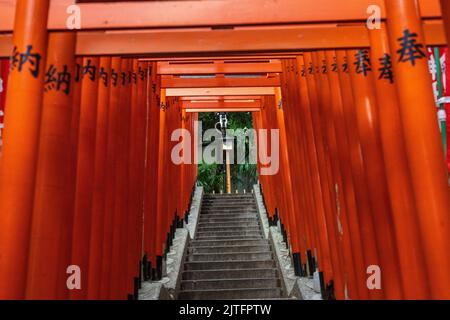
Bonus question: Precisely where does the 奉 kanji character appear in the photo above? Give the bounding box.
[397,28,426,66]
[354,49,372,76]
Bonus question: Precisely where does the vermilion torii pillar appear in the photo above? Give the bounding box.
[71,57,100,300]
[440,0,450,50]
[348,48,402,299]
[335,51,371,299]
[87,56,111,300]
[100,57,122,299]
[26,32,77,300]
[110,58,132,299]
[154,88,168,280]
[302,52,338,292]
[0,0,50,299]
[385,0,450,300]
[143,62,160,281]
[323,51,361,299]
[369,25,429,299]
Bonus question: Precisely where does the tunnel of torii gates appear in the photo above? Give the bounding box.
[0,0,450,301]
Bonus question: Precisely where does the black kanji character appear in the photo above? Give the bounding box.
[75,63,81,83]
[129,71,137,84]
[99,67,109,86]
[44,65,71,95]
[322,60,327,74]
[308,62,314,75]
[332,56,338,72]
[57,65,71,95]
[111,69,118,87]
[354,49,372,76]
[138,66,146,81]
[18,45,42,78]
[343,56,349,73]
[44,64,58,92]
[121,72,127,85]
[396,28,426,66]
[82,59,97,81]
[300,66,306,77]
[378,53,394,84]
[10,46,19,71]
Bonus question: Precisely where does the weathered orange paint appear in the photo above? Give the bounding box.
[385,0,450,299]
[26,32,76,300]
[71,57,100,300]
[0,0,50,299]
[369,26,430,299]
[87,56,111,300]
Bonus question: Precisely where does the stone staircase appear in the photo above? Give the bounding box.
[178,193,284,300]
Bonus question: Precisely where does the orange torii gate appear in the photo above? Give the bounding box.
[0,0,449,301]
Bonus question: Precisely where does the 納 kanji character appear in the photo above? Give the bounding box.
[44,64,58,92]
[57,65,71,95]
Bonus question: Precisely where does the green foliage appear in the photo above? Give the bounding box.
[197,112,258,193]
[231,163,258,192]
[197,162,224,194]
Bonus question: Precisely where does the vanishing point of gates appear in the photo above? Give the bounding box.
[0,0,449,301]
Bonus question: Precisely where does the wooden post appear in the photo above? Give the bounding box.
[347,48,402,299]
[87,56,111,300]
[369,25,430,299]
[110,58,132,299]
[100,57,122,299]
[0,0,50,299]
[385,0,450,299]
[154,87,167,280]
[26,32,76,300]
[334,51,372,299]
[71,57,100,300]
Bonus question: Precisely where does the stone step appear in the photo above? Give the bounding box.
[202,203,256,207]
[197,226,261,233]
[181,278,281,291]
[198,219,259,225]
[198,222,260,228]
[196,233,262,240]
[184,259,276,271]
[199,213,257,219]
[197,217,258,224]
[201,204,256,208]
[201,209,257,214]
[190,239,269,247]
[189,244,270,254]
[203,195,254,199]
[202,199,255,203]
[187,251,273,262]
[197,229,261,236]
[178,288,282,300]
[195,235,264,242]
[182,268,279,281]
